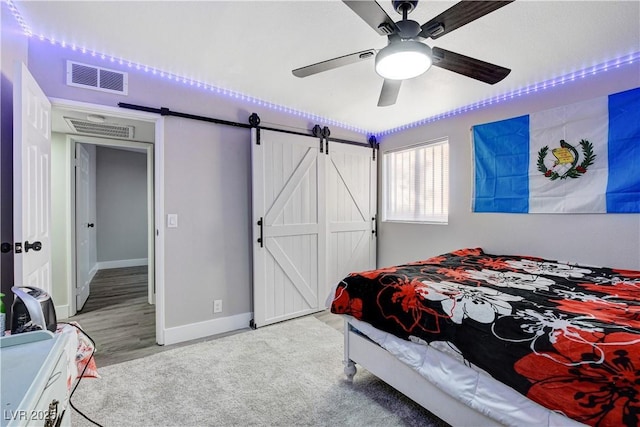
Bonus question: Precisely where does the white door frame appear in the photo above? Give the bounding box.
[50,97,166,345]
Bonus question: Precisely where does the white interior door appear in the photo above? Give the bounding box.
[75,143,91,310]
[13,62,52,293]
[326,143,377,297]
[252,129,325,328]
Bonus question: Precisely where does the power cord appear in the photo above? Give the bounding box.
[58,321,104,427]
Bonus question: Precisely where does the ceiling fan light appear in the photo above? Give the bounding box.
[375,40,432,80]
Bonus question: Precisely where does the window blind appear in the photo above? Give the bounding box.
[383,140,449,223]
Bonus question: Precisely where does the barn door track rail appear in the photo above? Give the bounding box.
[118,103,374,154]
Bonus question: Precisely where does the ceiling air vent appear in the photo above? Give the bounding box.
[66,60,128,95]
[64,117,135,139]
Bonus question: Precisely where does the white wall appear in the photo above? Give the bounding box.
[20,38,366,334]
[377,64,640,270]
[51,133,72,316]
[96,146,147,265]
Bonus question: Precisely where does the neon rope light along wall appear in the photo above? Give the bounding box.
[6,0,639,139]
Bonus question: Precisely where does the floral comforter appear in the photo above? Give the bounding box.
[330,248,640,427]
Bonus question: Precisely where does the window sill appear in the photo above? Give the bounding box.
[382,220,448,225]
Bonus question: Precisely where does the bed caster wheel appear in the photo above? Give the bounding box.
[344,360,357,381]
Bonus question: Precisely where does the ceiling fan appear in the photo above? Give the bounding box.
[292,0,513,107]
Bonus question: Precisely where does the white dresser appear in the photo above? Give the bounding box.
[0,331,71,427]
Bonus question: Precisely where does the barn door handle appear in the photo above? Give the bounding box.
[372,216,377,237]
[257,218,263,248]
[87,223,95,228]
[24,241,42,252]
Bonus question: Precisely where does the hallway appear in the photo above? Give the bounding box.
[71,266,155,366]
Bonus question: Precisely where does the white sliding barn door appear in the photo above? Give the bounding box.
[13,63,53,293]
[325,143,377,298]
[252,129,377,328]
[252,129,325,328]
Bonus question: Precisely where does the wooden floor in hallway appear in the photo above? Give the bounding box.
[70,266,344,368]
[70,266,156,367]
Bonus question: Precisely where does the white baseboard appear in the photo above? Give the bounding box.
[96,258,148,270]
[88,264,98,282]
[55,304,70,320]
[163,312,253,346]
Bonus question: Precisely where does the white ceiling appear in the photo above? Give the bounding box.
[14,1,640,134]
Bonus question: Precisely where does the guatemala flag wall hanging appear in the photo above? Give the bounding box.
[472,87,640,213]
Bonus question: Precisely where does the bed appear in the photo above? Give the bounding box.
[328,248,640,427]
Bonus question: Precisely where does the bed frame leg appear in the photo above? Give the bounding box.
[344,360,357,381]
[343,318,357,381]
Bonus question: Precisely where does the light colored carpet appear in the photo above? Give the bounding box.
[70,315,447,427]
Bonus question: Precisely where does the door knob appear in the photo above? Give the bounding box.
[24,241,42,252]
[0,242,11,253]
[88,223,95,228]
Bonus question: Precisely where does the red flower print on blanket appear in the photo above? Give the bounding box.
[515,331,640,427]
[352,266,399,280]
[376,278,451,334]
[331,285,363,319]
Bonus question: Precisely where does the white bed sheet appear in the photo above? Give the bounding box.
[347,316,587,427]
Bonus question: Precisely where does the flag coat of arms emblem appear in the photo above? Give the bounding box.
[472,87,640,213]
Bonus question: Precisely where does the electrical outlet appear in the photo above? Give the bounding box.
[213,299,222,313]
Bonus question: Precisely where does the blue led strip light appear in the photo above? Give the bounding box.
[375,51,640,138]
[6,0,639,139]
[4,0,368,135]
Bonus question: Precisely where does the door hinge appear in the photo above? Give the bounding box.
[372,215,377,237]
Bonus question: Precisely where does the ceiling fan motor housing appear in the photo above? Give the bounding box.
[395,19,422,39]
[393,0,418,16]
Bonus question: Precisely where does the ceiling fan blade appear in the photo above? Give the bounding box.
[431,47,511,84]
[419,1,514,39]
[343,0,399,36]
[378,79,402,107]
[292,49,376,78]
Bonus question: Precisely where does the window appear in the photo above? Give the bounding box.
[382,139,449,223]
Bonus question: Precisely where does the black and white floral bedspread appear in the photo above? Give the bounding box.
[330,248,640,427]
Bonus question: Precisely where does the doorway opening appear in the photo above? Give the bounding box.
[71,138,153,311]
[49,98,166,358]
